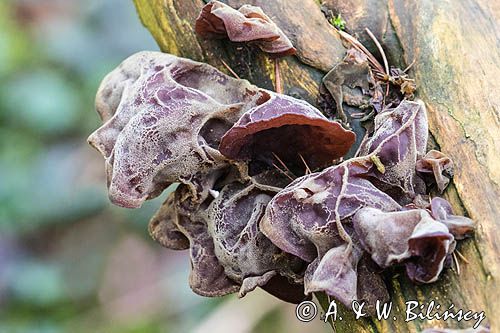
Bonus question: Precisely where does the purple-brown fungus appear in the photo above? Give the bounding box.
[195,1,296,57]
[260,158,401,263]
[219,92,356,172]
[260,100,426,266]
[88,51,349,208]
[150,172,308,303]
[88,51,263,208]
[89,36,475,308]
[416,149,454,193]
[322,48,383,122]
[353,207,453,283]
[304,244,361,306]
[259,100,471,305]
[431,197,475,240]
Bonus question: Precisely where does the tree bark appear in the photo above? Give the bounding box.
[132,0,499,331]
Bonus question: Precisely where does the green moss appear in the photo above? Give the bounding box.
[330,14,346,31]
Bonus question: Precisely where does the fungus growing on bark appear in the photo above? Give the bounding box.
[260,100,426,265]
[322,48,381,123]
[149,175,309,303]
[219,93,356,173]
[416,149,454,193]
[356,100,428,202]
[195,1,296,57]
[89,41,475,310]
[260,159,401,263]
[89,51,273,208]
[353,207,454,283]
[259,99,466,303]
[207,181,307,303]
[431,197,475,240]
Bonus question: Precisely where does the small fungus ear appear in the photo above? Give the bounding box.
[195,1,296,57]
[430,197,474,240]
[405,216,454,283]
[219,93,356,173]
[194,1,227,39]
[416,150,454,193]
[353,207,454,283]
[322,48,382,122]
[304,244,361,307]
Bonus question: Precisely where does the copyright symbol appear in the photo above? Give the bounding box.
[295,300,318,322]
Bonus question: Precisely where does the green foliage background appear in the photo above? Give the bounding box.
[0,1,328,332]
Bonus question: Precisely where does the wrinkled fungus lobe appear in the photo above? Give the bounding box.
[154,185,241,297]
[207,181,307,303]
[88,51,350,208]
[430,197,474,240]
[196,1,296,56]
[88,51,261,208]
[353,207,454,283]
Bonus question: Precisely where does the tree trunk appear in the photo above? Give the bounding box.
[132,0,499,331]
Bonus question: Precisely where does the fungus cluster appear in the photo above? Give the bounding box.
[88,1,475,308]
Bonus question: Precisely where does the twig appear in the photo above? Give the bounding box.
[403,59,416,73]
[298,153,312,174]
[271,163,294,181]
[359,110,375,122]
[365,28,389,75]
[370,154,386,174]
[337,29,385,75]
[350,112,366,118]
[382,82,390,110]
[220,59,240,79]
[272,152,297,178]
[274,58,283,94]
[455,249,470,264]
[452,252,461,275]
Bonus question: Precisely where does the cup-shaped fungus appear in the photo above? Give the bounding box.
[353,207,454,283]
[195,1,296,57]
[219,92,356,175]
[416,150,454,193]
[430,197,475,240]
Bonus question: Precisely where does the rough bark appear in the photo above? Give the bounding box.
[132,0,499,331]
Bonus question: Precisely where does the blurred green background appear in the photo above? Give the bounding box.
[0,1,327,332]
